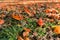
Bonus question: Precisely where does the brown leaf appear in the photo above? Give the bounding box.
[17,36,24,40]
[24,37,30,40]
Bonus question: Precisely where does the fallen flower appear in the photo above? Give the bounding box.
[12,13,23,20]
[45,8,58,13]
[37,18,44,27]
[0,19,4,25]
[24,28,31,32]
[54,25,60,34]
[23,31,29,37]
[45,9,51,13]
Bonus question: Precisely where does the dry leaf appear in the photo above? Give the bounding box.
[17,36,24,40]
[24,37,30,40]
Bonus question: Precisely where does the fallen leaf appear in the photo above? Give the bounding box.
[24,37,30,40]
[17,36,23,40]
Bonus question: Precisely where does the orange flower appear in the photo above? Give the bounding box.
[12,13,23,20]
[45,9,51,13]
[51,8,58,13]
[54,26,60,34]
[23,32,29,37]
[45,8,58,13]
[23,28,30,37]
[0,19,4,25]
[24,28,31,32]
[37,18,44,26]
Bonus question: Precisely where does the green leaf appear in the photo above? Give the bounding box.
[9,37,14,40]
